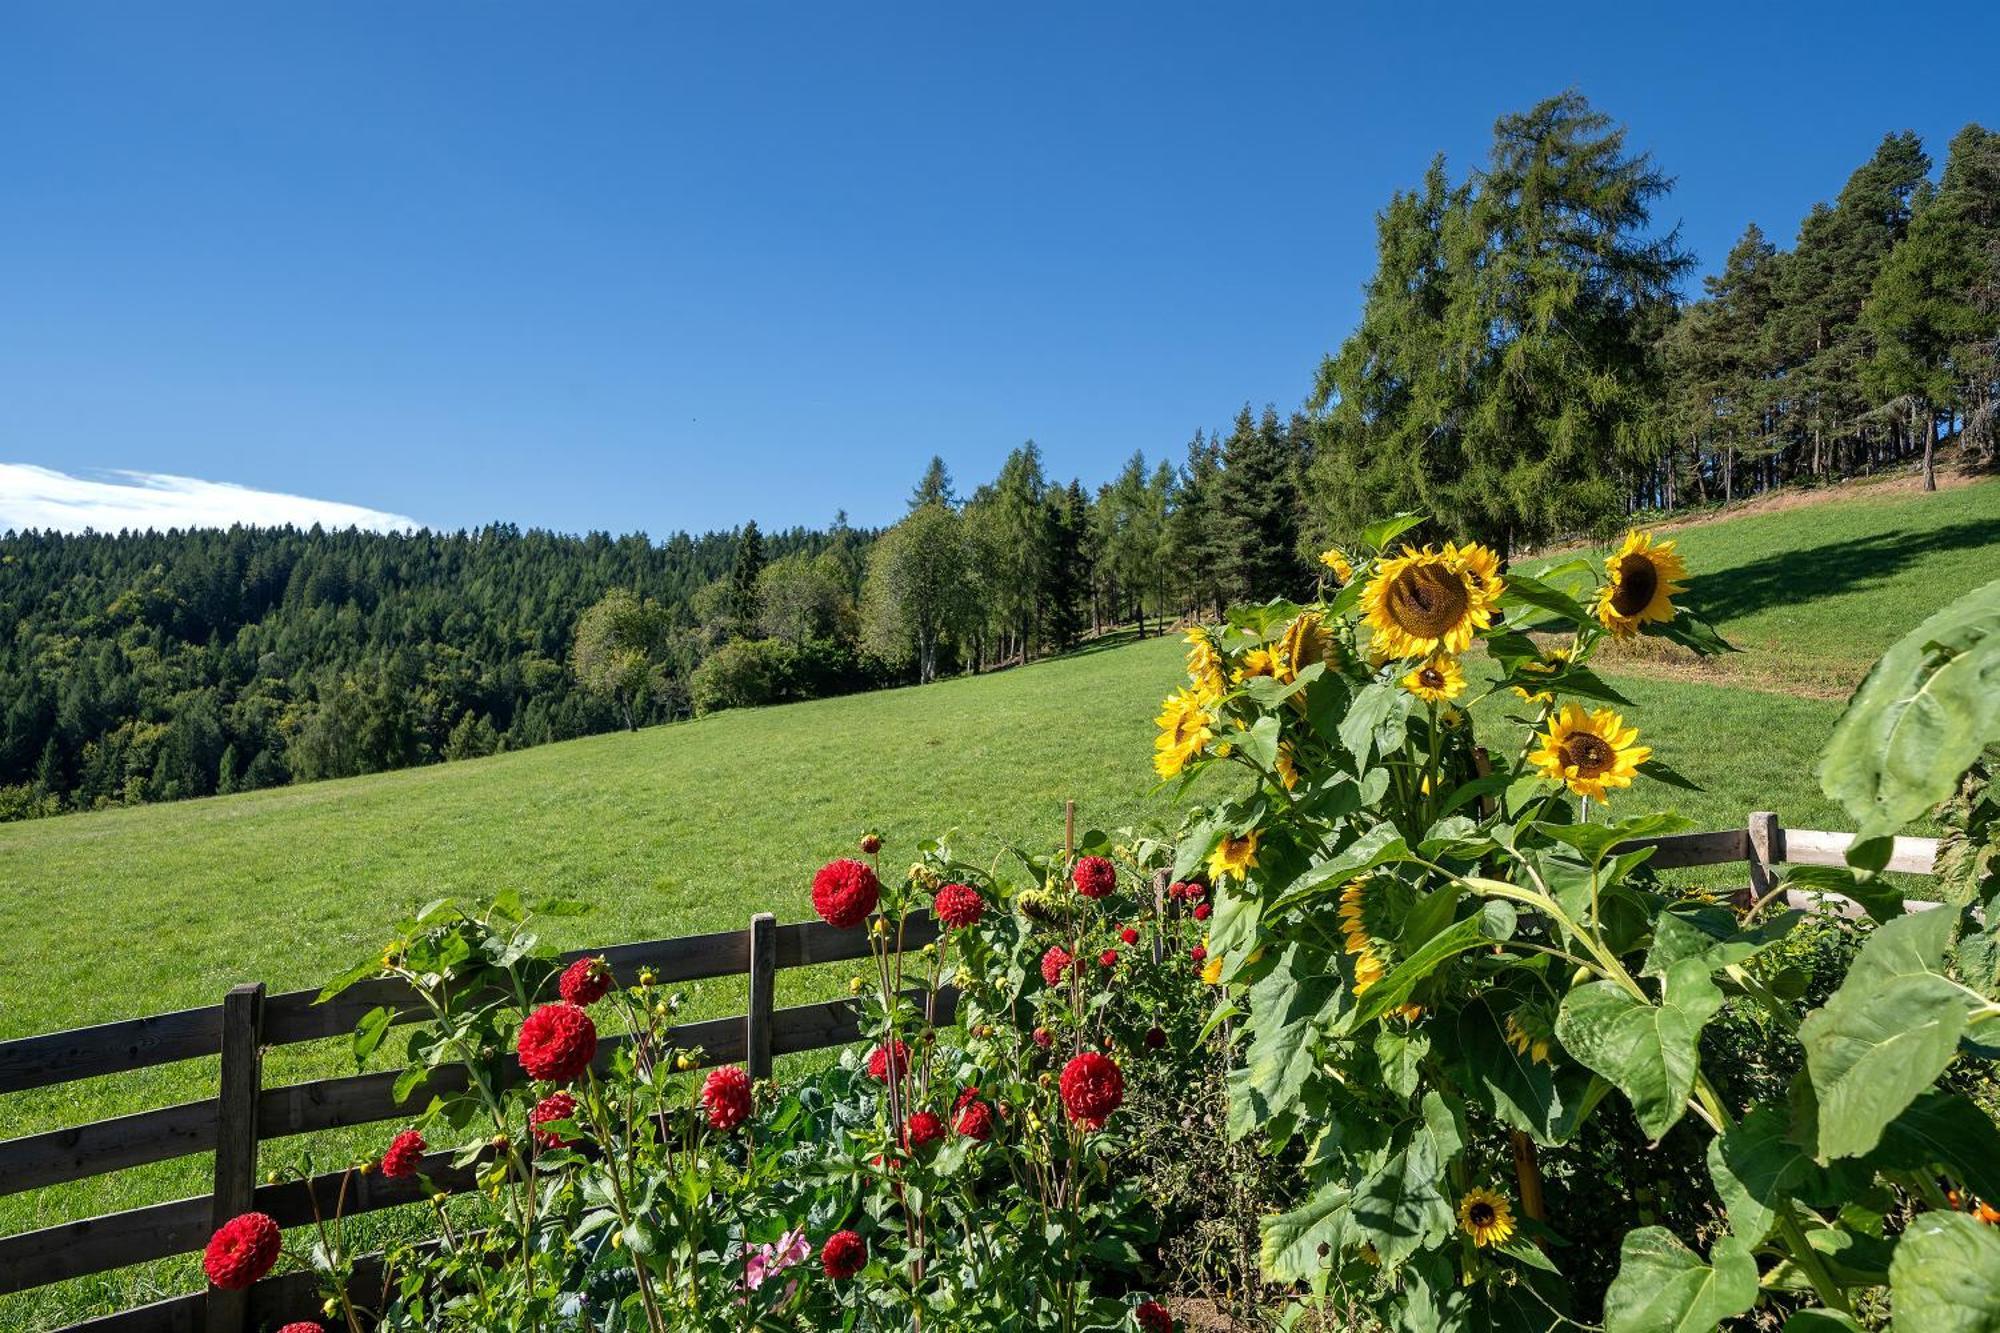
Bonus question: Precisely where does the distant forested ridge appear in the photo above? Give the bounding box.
[5,93,1996,820]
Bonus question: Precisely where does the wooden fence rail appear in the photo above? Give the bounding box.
[0,814,1942,1332]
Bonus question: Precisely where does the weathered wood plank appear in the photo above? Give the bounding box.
[0,1007,223,1096]
[0,1099,218,1197]
[746,914,777,1080]
[1610,827,1749,869]
[206,984,265,1333]
[0,1194,210,1295]
[1781,828,1939,876]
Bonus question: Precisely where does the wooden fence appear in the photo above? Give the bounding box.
[0,813,1942,1332]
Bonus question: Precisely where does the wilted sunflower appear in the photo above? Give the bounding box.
[1275,741,1300,792]
[1505,1009,1555,1065]
[1153,688,1215,779]
[1184,628,1228,701]
[1528,704,1650,801]
[1510,646,1576,703]
[1318,547,1354,582]
[1457,1187,1515,1247]
[1337,878,1389,995]
[1400,654,1466,704]
[1594,530,1688,637]
[1207,830,1260,882]
[1361,546,1502,659]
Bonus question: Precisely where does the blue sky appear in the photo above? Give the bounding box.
[4,2,1996,537]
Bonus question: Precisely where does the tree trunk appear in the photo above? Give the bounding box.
[1919,403,1937,491]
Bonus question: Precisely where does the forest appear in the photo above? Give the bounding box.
[3,94,1995,820]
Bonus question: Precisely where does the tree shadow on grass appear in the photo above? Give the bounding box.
[1687,518,2000,628]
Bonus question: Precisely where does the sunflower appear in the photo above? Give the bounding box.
[1233,647,1281,684]
[1275,612,1331,684]
[1457,1187,1516,1247]
[1207,830,1260,882]
[1337,878,1389,995]
[1400,654,1466,704]
[1528,704,1650,801]
[1361,546,1501,660]
[1510,646,1576,703]
[1184,628,1228,702]
[1275,741,1300,792]
[1594,531,1688,637]
[1153,688,1215,779]
[1201,954,1225,985]
[1319,548,1354,582]
[1443,540,1504,599]
[1504,1009,1555,1065]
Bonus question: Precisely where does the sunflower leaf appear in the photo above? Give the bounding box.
[1258,1182,1353,1283]
[1554,960,1721,1141]
[1888,1210,2000,1333]
[1361,512,1425,554]
[1498,571,1593,626]
[1603,1228,1759,1333]
[1349,900,1516,1027]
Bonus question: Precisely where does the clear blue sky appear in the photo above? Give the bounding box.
[5,2,1996,537]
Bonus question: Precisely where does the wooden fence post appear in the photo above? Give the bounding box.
[207,981,265,1333]
[1744,811,1782,910]
[746,914,776,1080]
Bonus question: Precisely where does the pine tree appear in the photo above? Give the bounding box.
[910,456,957,510]
[1217,406,1307,602]
[1165,431,1225,619]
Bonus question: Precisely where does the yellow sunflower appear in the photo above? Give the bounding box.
[1184,628,1228,701]
[1400,654,1466,704]
[1275,612,1331,684]
[1443,540,1505,600]
[1594,530,1688,637]
[1275,741,1300,792]
[1527,704,1650,801]
[1153,688,1215,779]
[1505,1010,1554,1065]
[1338,878,1389,995]
[1457,1187,1516,1247]
[1318,547,1354,582]
[1361,546,1501,659]
[1207,829,1260,882]
[1510,646,1576,703]
[1201,954,1225,986]
[1233,647,1281,684]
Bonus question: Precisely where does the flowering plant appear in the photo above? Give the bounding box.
[1160,518,2000,1330]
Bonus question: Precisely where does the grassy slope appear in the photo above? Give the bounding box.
[2,477,1995,1328]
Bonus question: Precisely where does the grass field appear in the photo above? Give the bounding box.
[3,475,1996,1328]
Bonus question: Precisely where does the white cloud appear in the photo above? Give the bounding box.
[0,464,421,535]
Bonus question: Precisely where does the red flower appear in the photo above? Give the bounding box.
[558,956,614,1007]
[1134,1299,1174,1332]
[701,1065,754,1130]
[812,859,881,929]
[1059,1051,1124,1129]
[1072,855,1117,899]
[860,832,883,854]
[1193,902,1212,921]
[1098,948,1119,969]
[932,882,984,930]
[1040,946,1074,986]
[529,1090,579,1148]
[822,1229,867,1279]
[953,1099,994,1141]
[866,1039,909,1082]
[1032,1026,1054,1049]
[380,1129,425,1179]
[203,1211,282,1291]
[276,1324,327,1333]
[954,1084,982,1111]
[1119,926,1140,946]
[1189,945,1206,963]
[1144,1026,1166,1051]
[903,1110,946,1150]
[516,1003,597,1083]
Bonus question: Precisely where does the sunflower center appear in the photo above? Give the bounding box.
[1562,732,1614,777]
[1611,554,1659,616]
[1387,564,1471,639]
[1419,667,1445,690]
[1468,1202,1496,1226]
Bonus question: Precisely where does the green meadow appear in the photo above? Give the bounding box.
[3,475,1996,1329]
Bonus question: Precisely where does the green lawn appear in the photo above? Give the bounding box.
[3,476,1995,1329]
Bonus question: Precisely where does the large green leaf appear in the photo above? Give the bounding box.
[1800,907,1978,1160]
[1235,944,1342,1134]
[1868,1091,2000,1206]
[1350,900,1517,1025]
[1783,1314,1864,1333]
[1706,1103,1819,1245]
[1889,1211,2000,1333]
[1258,1182,1351,1283]
[1456,999,1564,1144]
[1348,1095,1459,1267]
[1603,1228,1759,1333]
[1555,960,1721,1141]
[1818,577,2000,838]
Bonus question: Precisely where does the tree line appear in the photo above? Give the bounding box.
[4,92,1994,819]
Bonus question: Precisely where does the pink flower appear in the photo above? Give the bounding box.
[744,1226,811,1298]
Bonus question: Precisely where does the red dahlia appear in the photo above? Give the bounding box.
[1098,948,1119,968]
[1032,1026,1054,1049]
[822,1229,867,1279]
[954,1084,982,1110]
[1134,1299,1174,1332]
[953,1099,994,1141]
[812,859,881,929]
[203,1211,282,1291]
[1189,945,1206,963]
[516,1003,597,1083]
[379,1129,425,1179]
[701,1065,754,1130]
[1059,1051,1125,1129]
[903,1110,946,1150]
[866,1039,909,1082]
[932,882,984,930]
[1193,902,1212,921]
[558,955,614,1007]
[1144,1026,1166,1051]
[1119,926,1140,945]
[276,1324,326,1333]
[1040,946,1074,986]
[1071,855,1117,899]
[529,1090,579,1148]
